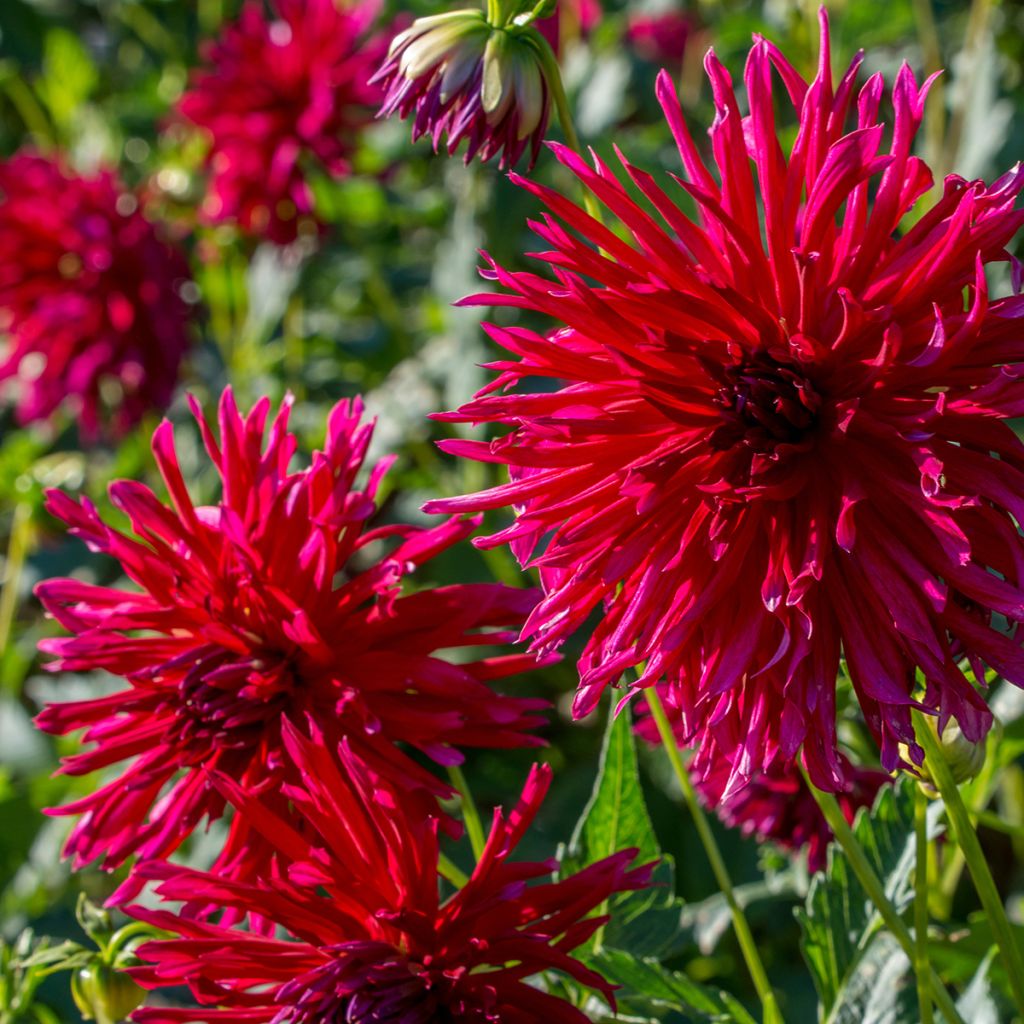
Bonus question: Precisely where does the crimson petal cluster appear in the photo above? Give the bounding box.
[177,0,386,243]
[127,723,652,1023]
[36,389,547,887]
[426,12,1024,792]
[0,152,191,439]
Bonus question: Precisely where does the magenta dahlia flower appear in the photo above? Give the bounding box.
[35,389,547,885]
[626,10,691,66]
[426,12,1024,792]
[0,152,191,439]
[698,756,887,873]
[177,0,385,243]
[127,724,652,1023]
[373,11,553,170]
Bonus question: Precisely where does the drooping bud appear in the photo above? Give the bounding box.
[372,7,554,169]
[907,716,988,792]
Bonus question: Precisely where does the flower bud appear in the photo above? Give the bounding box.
[906,715,987,791]
[71,960,145,1024]
[373,9,554,169]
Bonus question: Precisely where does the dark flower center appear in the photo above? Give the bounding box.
[709,351,821,454]
[273,946,465,1024]
[167,645,297,762]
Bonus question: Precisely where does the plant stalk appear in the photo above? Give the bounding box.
[915,713,1024,1018]
[914,784,935,1024]
[448,763,487,861]
[645,689,785,1024]
[804,775,967,1024]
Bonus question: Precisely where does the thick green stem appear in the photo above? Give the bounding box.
[645,689,784,1024]
[438,852,470,888]
[532,37,606,225]
[0,503,33,693]
[915,714,1024,1018]
[448,763,487,861]
[914,784,935,1024]
[804,776,967,1024]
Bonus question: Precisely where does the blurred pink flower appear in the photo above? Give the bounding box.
[178,0,386,243]
[537,0,602,55]
[427,12,1024,793]
[0,152,191,439]
[626,9,690,66]
[35,389,548,891]
[128,727,652,1023]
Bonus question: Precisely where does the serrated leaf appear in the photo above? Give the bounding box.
[561,706,682,955]
[956,948,1007,1024]
[796,777,944,1023]
[592,948,757,1024]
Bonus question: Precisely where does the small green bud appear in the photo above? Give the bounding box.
[71,960,145,1024]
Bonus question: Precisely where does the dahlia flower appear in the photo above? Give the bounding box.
[35,389,547,884]
[537,0,601,56]
[373,10,553,170]
[427,12,1024,792]
[177,0,385,243]
[698,756,887,873]
[127,725,652,1023]
[626,10,691,66]
[0,152,191,439]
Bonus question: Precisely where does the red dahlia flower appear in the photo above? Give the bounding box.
[0,152,191,439]
[426,12,1024,792]
[698,755,887,873]
[177,0,385,243]
[128,724,652,1023]
[373,11,553,170]
[35,389,547,886]
[626,10,691,67]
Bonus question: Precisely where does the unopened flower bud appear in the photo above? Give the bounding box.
[71,959,145,1024]
[905,716,987,792]
[373,9,553,169]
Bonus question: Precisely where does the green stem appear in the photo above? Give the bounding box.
[915,714,1024,1018]
[914,784,935,1024]
[532,36,605,225]
[644,690,784,1024]
[0,503,33,693]
[437,852,470,889]
[804,776,967,1024]
[448,763,487,862]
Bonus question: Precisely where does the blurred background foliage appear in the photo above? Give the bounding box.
[1,0,1024,1020]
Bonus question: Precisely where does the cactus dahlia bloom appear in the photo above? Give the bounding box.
[177,0,385,243]
[35,389,547,887]
[427,12,1024,793]
[697,755,888,873]
[0,153,191,440]
[128,726,652,1023]
[373,11,553,170]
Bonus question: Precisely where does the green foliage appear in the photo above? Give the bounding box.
[589,948,757,1024]
[561,705,684,958]
[796,779,944,1024]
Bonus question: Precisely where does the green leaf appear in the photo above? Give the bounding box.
[956,948,1008,1024]
[38,29,97,132]
[592,948,757,1024]
[796,778,945,1023]
[560,705,682,956]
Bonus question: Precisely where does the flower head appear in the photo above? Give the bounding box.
[373,11,553,170]
[127,725,652,1023]
[0,152,191,439]
[35,389,547,885]
[426,12,1024,792]
[626,9,691,66]
[177,0,385,243]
